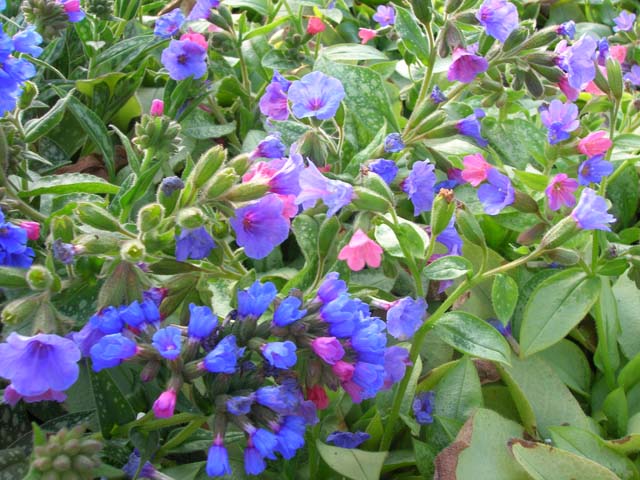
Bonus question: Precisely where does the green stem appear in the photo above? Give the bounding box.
[156,419,204,458]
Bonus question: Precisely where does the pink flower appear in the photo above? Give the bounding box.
[307,17,326,35]
[311,337,345,365]
[578,131,612,157]
[4,385,66,406]
[558,75,579,101]
[332,360,355,382]
[610,45,628,63]
[358,28,377,44]
[337,229,383,271]
[545,173,578,211]
[307,385,329,409]
[153,389,177,418]
[150,99,164,117]
[461,153,492,186]
[180,32,208,49]
[20,221,40,240]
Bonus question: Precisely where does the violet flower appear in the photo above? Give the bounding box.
[448,46,488,84]
[476,0,519,42]
[477,168,515,215]
[288,71,345,120]
[577,155,613,185]
[570,187,615,231]
[540,99,579,145]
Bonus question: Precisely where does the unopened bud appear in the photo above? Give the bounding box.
[27,265,53,291]
[1,295,41,325]
[222,182,269,202]
[190,145,227,188]
[51,215,74,242]
[150,99,164,117]
[120,240,146,263]
[540,217,579,249]
[352,187,391,213]
[203,168,239,200]
[176,207,205,229]
[606,58,623,101]
[137,203,164,232]
[456,208,485,247]
[430,189,456,236]
[74,234,120,254]
[513,191,539,213]
[75,203,120,231]
[545,248,580,265]
[18,81,38,110]
[52,454,71,472]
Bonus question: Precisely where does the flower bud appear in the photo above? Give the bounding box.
[306,16,325,35]
[51,215,75,242]
[75,203,121,231]
[137,203,164,233]
[189,145,227,188]
[520,27,557,50]
[503,26,529,53]
[150,99,164,117]
[444,0,461,14]
[27,265,53,291]
[20,220,40,240]
[120,240,146,263]
[540,217,579,249]
[412,0,433,22]
[18,81,38,110]
[176,207,205,229]
[517,222,546,245]
[229,153,251,175]
[430,189,456,236]
[592,65,611,95]
[513,191,539,214]
[1,294,42,325]
[363,172,394,203]
[606,57,623,101]
[222,182,269,202]
[545,248,580,266]
[133,115,182,159]
[203,168,239,200]
[74,234,120,254]
[351,187,391,213]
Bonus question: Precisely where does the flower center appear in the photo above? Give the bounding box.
[177,54,188,65]
[308,98,324,111]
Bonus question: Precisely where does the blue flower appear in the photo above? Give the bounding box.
[255,384,299,414]
[90,306,124,334]
[351,361,385,400]
[372,4,395,26]
[571,188,615,231]
[437,217,463,255]
[90,334,137,372]
[0,216,34,268]
[0,1,5,11]
[154,8,185,38]
[350,317,386,363]
[288,71,345,120]
[625,65,640,86]
[540,99,579,145]
[175,226,216,262]
[614,10,636,32]
[477,168,515,215]
[187,0,220,21]
[152,326,183,360]
[161,38,207,81]
[251,134,286,159]
[52,240,75,264]
[368,159,398,184]
[563,35,597,90]
[413,391,435,425]
[203,335,244,373]
[320,294,362,338]
[251,428,278,460]
[597,38,609,66]
[402,160,437,215]
[317,272,347,304]
[326,431,370,448]
[119,301,145,329]
[296,161,353,217]
[12,27,43,57]
[58,0,85,22]
[188,304,218,339]
[456,109,488,147]
[476,0,519,42]
[161,176,185,196]
[122,450,157,479]
[273,296,307,327]
[259,72,290,121]
[578,155,613,185]
[262,341,297,368]
[243,446,266,475]
[70,322,106,357]
[384,133,404,153]
[488,318,512,337]
[206,436,232,477]
[430,85,447,104]
[274,416,306,459]
[227,395,254,415]
[0,26,13,60]
[386,297,427,341]
[237,280,278,318]
[556,21,576,39]
[383,346,411,389]
[230,194,290,259]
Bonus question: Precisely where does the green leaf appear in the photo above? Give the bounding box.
[424,255,473,280]
[223,0,268,15]
[316,440,387,480]
[394,6,430,64]
[19,173,119,197]
[181,109,237,139]
[322,44,388,61]
[608,162,639,229]
[538,340,592,396]
[0,267,28,289]
[89,368,136,438]
[434,357,483,423]
[510,440,620,480]
[593,276,621,382]
[603,388,628,438]
[433,312,511,364]
[491,274,519,324]
[0,448,30,480]
[482,118,547,169]
[24,92,71,143]
[613,272,640,359]
[519,269,600,357]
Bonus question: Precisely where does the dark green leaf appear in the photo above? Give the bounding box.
[424,255,473,280]
[492,274,519,324]
[19,173,119,197]
[316,440,387,480]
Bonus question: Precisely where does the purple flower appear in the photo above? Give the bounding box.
[226,395,254,415]
[384,133,404,152]
[12,27,43,57]
[383,346,411,389]
[387,297,427,340]
[250,428,278,460]
[624,65,640,85]
[262,341,297,368]
[273,416,306,459]
[273,296,307,326]
[70,322,106,357]
[152,326,183,360]
[296,161,353,217]
[488,318,512,337]
[203,335,244,373]
[614,10,636,32]
[350,317,387,362]
[206,436,231,477]
[188,304,217,339]
[288,71,345,120]
[123,451,157,479]
[230,194,290,259]
[255,384,299,414]
[476,0,519,42]
[154,8,185,38]
[540,99,579,145]
[430,85,447,104]
[0,215,34,268]
[58,0,85,22]
[437,217,463,255]
[477,168,515,215]
[317,272,347,303]
[187,0,220,21]
[238,281,277,318]
[320,294,364,338]
[161,176,185,196]
[0,333,80,398]
[175,226,216,261]
[571,187,615,231]
[90,333,137,372]
[259,72,290,121]
[456,108,488,146]
[402,160,437,215]
[251,134,286,159]
[326,431,370,449]
[448,46,488,84]
[372,4,395,26]
[545,173,578,211]
[557,21,576,39]
[368,158,398,184]
[244,446,266,475]
[90,306,124,334]
[311,337,345,365]
[563,35,597,90]
[161,39,207,81]
[143,288,166,307]
[413,391,435,425]
[597,38,609,66]
[578,155,613,186]
[119,301,145,329]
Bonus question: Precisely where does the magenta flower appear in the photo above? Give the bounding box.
[19,221,40,240]
[402,160,437,215]
[545,173,578,211]
[161,38,207,81]
[150,99,164,116]
[230,194,290,259]
[58,0,85,22]
[358,28,377,44]
[540,100,579,145]
[337,229,383,271]
[477,168,515,215]
[311,337,345,365]
[578,131,611,157]
[296,161,353,217]
[571,188,615,231]
[447,46,488,84]
[288,71,345,120]
[153,389,177,418]
[372,5,395,26]
[461,153,492,186]
[476,0,519,42]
